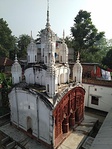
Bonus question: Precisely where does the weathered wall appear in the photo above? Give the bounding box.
[84,83,112,112]
[9,88,53,145]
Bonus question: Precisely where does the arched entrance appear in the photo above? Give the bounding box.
[60,74,64,83]
[53,86,85,147]
[62,116,69,133]
[27,116,32,134]
[69,111,75,128]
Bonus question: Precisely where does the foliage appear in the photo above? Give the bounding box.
[65,36,74,48]
[35,29,43,43]
[0,44,9,57]
[17,34,31,59]
[102,48,112,69]
[71,10,105,62]
[0,18,16,58]
[0,73,12,109]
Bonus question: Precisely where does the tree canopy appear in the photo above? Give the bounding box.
[102,48,112,69]
[0,18,16,58]
[71,10,105,62]
[17,34,31,59]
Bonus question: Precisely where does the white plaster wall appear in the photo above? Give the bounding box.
[38,98,53,144]
[35,69,46,86]
[37,46,41,63]
[59,44,68,64]
[57,67,69,84]
[46,75,55,97]
[84,83,112,112]
[17,91,38,134]
[41,43,45,62]
[73,64,82,83]
[12,72,22,84]
[9,89,38,133]
[9,88,53,145]
[9,89,18,124]
[24,68,35,84]
[28,51,37,63]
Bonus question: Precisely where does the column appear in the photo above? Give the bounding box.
[69,111,75,127]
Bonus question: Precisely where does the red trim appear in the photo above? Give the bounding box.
[53,87,85,148]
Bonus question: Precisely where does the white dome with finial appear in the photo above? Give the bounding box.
[11,54,22,84]
[59,30,68,64]
[27,39,37,52]
[73,52,83,84]
[27,32,37,63]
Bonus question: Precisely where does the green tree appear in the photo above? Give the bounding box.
[102,48,112,69]
[0,73,12,115]
[17,34,31,59]
[71,10,104,62]
[35,29,43,43]
[65,36,74,48]
[0,18,16,58]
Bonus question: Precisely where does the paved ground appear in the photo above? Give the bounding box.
[58,115,98,149]
[0,109,106,149]
[0,123,48,149]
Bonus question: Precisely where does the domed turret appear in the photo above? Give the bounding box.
[11,54,22,84]
[73,52,82,84]
[27,35,37,64]
[40,0,56,64]
[59,30,68,64]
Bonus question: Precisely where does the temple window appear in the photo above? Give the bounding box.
[47,84,49,92]
[35,55,37,61]
[45,56,47,63]
[91,96,99,105]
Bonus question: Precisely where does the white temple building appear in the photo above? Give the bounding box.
[9,2,85,148]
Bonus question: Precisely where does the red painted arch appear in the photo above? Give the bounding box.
[53,86,85,147]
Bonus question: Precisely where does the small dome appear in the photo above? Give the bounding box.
[61,42,68,51]
[27,40,37,52]
[41,28,56,42]
[11,55,22,73]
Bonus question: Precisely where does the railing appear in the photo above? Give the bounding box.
[82,78,112,87]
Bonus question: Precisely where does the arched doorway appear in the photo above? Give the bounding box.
[62,115,69,134]
[69,111,75,128]
[60,74,64,83]
[27,116,32,134]
[53,87,85,147]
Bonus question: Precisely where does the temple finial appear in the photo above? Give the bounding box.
[15,54,18,63]
[46,0,50,28]
[63,30,65,40]
[31,30,33,42]
[31,30,32,38]
[76,51,80,63]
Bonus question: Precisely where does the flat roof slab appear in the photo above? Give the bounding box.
[0,124,47,149]
[90,108,112,149]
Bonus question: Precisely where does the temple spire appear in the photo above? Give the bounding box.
[30,30,33,42]
[31,30,32,38]
[63,30,65,43]
[76,51,80,63]
[46,0,50,28]
[15,54,18,63]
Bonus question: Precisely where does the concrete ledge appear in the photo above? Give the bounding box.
[6,141,16,149]
[1,136,9,144]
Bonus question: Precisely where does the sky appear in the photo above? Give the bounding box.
[0,0,112,39]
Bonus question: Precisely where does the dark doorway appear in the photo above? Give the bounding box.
[62,117,69,133]
[27,116,32,134]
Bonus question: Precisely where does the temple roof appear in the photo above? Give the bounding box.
[11,81,85,110]
[0,57,13,66]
